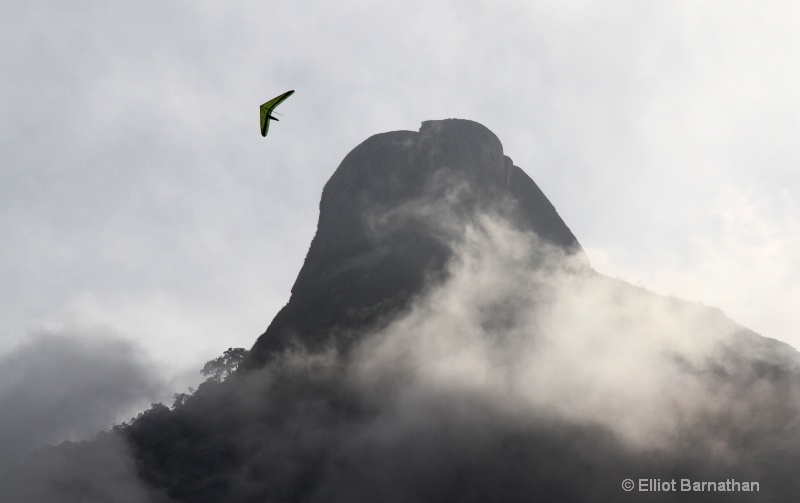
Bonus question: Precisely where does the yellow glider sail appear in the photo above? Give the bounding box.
[260,90,294,137]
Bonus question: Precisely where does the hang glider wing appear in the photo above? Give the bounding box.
[260,90,295,137]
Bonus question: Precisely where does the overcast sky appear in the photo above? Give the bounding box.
[3,1,800,416]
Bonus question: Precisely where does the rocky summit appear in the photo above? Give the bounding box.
[251,119,585,363]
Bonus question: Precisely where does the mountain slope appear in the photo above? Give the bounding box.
[13,119,800,502]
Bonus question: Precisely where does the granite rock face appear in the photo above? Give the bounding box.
[251,119,585,363]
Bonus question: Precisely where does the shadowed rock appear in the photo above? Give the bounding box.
[250,119,585,364]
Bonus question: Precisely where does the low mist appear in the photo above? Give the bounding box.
[150,207,798,501]
[0,327,169,502]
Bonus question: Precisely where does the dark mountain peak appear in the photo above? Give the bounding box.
[25,120,800,503]
[251,119,584,364]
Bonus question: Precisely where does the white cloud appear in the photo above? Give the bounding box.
[354,214,759,451]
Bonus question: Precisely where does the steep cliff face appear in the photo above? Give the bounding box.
[251,119,584,364]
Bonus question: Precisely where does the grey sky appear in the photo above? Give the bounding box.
[2,0,800,435]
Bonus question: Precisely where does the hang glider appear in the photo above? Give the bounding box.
[260,90,294,137]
